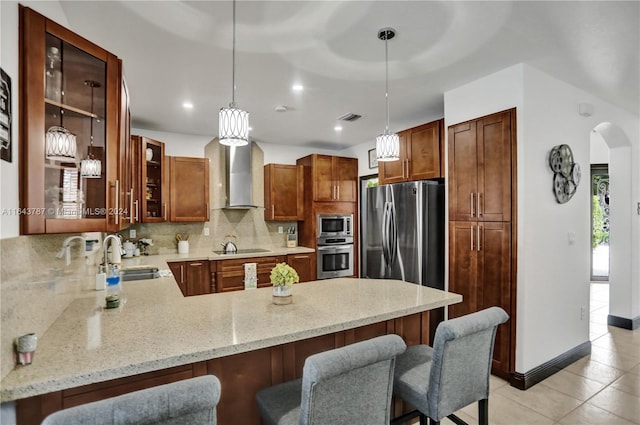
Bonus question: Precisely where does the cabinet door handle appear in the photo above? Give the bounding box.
[471,225,474,251]
[190,262,203,266]
[134,199,139,221]
[114,179,120,225]
[206,202,209,221]
[471,193,475,217]
[477,225,481,252]
[272,204,275,218]
[336,185,340,200]
[163,203,167,221]
[128,188,134,223]
[406,159,410,178]
[477,192,482,217]
[180,265,185,284]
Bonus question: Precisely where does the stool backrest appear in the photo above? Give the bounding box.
[427,307,509,420]
[42,375,221,425]
[300,334,407,425]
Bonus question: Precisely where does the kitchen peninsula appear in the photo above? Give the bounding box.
[2,254,461,425]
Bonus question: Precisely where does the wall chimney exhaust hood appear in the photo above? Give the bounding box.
[225,142,260,209]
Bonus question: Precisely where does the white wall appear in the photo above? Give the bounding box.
[590,131,609,164]
[257,141,339,166]
[444,63,640,374]
[0,1,70,240]
[339,139,377,177]
[130,128,213,158]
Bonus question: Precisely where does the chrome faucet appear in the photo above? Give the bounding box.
[56,235,86,266]
[102,234,123,267]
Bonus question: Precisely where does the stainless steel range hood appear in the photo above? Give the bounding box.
[225,142,260,209]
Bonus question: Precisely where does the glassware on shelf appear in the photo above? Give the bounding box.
[45,46,62,102]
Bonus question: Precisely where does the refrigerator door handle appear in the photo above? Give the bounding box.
[388,201,398,267]
[382,202,390,267]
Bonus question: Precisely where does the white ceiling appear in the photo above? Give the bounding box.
[59,1,639,150]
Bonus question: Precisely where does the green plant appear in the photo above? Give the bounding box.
[592,195,609,248]
[270,263,299,287]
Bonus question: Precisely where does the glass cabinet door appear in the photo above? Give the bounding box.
[20,6,125,234]
[44,33,107,220]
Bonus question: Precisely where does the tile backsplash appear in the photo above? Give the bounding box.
[0,210,296,380]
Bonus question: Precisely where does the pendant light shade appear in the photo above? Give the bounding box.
[219,0,249,147]
[45,125,77,161]
[376,27,400,162]
[219,105,249,146]
[376,131,400,161]
[81,80,102,178]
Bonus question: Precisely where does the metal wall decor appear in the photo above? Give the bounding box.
[549,144,580,203]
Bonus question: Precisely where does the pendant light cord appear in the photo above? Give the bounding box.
[231,0,237,107]
[384,35,390,134]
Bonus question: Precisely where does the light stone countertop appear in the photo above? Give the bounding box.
[0,271,461,402]
[123,245,315,264]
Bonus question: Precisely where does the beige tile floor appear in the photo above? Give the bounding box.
[413,283,639,425]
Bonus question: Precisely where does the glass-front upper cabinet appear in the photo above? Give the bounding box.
[20,6,127,234]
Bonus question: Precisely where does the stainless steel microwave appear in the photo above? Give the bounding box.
[317,214,353,238]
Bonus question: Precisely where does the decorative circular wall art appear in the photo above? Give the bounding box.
[549,144,580,204]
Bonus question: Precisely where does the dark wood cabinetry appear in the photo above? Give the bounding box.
[448,111,512,222]
[287,253,315,282]
[297,154,357,202]
[447,109,516,380]
[168,156,210,222]
[168,260,213,296]
[378,119,443,185]
[215,256,286,292]
[19,6,128,234]
[131,136,167,223]
[264,164,304,221]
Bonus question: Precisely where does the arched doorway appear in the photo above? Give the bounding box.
[590,122,635,330]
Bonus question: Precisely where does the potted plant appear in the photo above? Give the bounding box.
[270,262,299,305]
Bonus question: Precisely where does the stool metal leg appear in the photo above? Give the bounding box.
[479,399,488,425]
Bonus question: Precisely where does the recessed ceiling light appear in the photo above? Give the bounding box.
[292,84,304,92]
[334,125,343,132]
[182,102,194,109]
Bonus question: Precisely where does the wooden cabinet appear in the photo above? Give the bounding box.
[131,136,168,222]
[287,253,315,282]
[448,221,512,377]
[215,256,286,292]
[297,154,357,202]
[378,119,443,185]
[19,6,127,234]
[169,260,213,296]
[448,111,512,222]
[447,108,516,380]
[168,156,210,222]
[264,164,304,221]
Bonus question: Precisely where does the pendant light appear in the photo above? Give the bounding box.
[219,0,249,146]
[376,27,400,162]
[80,80,101,178]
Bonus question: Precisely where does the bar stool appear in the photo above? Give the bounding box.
[41,374,221,425]
[256,334,407,425]
[392,307,509,425]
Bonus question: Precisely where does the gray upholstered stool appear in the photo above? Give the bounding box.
[41,375,221,425]
[256,334,407,425]
[392,307,509,425]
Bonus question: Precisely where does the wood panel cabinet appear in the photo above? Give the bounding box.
[378,119,443,185]
[215,256,286,292]
[287,253,315,282]
[168,260,213,296]
[168,156,210,222]
[448,111,512,222]
[297,154,357,202]
[447,108,516,380]
[448,221,512,377]
[19,6,127,234]
[264,164,304,221]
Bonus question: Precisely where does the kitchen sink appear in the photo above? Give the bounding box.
[121,266,160,281]
[212,248,272,255]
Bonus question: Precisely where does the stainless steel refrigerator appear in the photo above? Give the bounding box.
[361,179,444,289]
